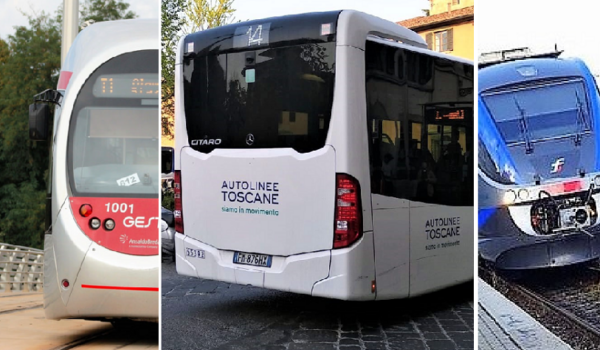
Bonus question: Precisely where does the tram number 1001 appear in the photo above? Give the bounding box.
[105,202,134,214]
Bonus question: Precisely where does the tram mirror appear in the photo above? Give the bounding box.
[161,147,174,174]
[29,103,51,141]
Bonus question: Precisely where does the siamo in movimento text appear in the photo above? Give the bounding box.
[425,217,460,251]
[221,180,280,217]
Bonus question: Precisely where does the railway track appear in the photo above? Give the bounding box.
[480,264,600,350]
[0,292,158,350]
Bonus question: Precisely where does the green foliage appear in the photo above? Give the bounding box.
[162,190,175,211]
[0,13,60,247]
[161,0,237,139]
[0,3,137,248]
[185,0,236,33]
[161,0,187,140]
[81,0,137,23]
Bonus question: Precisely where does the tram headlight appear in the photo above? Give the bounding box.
[90,217,101,230]
[503,190,517,205]
[79,204,92,217]
[518,189,529,201]
[104,219,115,231]
[594,175,600,187]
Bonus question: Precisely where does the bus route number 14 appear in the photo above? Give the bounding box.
[106,203,134,214]
[246,25,263,46]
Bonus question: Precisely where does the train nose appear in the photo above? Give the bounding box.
[530,191,597,235]
[575,209,588,224]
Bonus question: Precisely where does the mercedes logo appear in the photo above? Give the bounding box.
[246,133,255,146]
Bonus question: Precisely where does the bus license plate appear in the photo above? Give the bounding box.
[233,252,272,268]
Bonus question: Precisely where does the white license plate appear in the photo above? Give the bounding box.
[233,252,272,268]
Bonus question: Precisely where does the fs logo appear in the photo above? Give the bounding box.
[120,234,128,244]
[550,157,565,174]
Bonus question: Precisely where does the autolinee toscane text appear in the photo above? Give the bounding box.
[221,180,280,204]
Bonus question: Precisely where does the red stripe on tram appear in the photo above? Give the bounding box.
[81,284,158,292]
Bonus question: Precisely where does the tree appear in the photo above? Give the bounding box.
[161,0,237,140]
[161,0,187,140]
[81,0,136,23]
[0,13,61,247]
[185,0,236,34]
[0,3,137,248]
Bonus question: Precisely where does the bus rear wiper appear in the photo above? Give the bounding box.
[514,97,533,154]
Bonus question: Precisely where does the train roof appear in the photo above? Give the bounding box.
[479,57,591,92]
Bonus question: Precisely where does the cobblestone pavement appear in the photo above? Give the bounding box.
[161,261,474,350]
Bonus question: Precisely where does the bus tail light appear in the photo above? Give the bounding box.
[333,173,362,249]
[174,170,184,233]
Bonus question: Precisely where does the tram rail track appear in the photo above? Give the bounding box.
[0,292,157,350]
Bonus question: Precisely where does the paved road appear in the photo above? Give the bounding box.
[0,292,158,350]
[162,261,474,350]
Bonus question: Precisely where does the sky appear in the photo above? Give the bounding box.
[232,0,427,24]
[0,0,159,40]
[478,0,600,74]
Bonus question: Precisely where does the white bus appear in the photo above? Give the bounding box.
[173,10,473,300]
[29,19,159,321]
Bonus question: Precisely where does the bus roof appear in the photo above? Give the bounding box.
[479,57,592,92]
[61,19,158,87]
[180,10,426,62]
[367,35,473,66]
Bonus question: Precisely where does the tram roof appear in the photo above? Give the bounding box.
[61,19,158,80]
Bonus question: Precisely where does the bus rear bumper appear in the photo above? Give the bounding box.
[175,232,376,300]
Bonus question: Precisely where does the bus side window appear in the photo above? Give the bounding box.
[366,41,410,200]
[405,53,473,206]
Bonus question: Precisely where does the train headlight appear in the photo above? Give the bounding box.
[594,175,600,187]
[503,190,517,205]
[90,217,101,230]
[518,189,529,200]
[104,219,115,231]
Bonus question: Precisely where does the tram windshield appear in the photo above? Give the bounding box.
[68,50,159,197]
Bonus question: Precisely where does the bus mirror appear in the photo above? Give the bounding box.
[161,147,174,174]
[29,103,51,141]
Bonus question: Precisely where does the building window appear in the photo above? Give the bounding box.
[427,29,454,52]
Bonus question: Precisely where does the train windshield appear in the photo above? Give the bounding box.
[68,50,159,197]
[182,43,336,153]
[482,79,590,145]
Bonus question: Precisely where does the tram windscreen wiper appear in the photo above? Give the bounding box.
[574,91,589,146]
[514,97,533,154]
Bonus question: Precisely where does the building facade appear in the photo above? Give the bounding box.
[398,0,474,60]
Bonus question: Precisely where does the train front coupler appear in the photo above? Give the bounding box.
[530,185,597,236]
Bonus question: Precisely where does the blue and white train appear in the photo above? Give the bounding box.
[478,49,600,269]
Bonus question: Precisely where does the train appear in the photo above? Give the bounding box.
[478,48,600,269]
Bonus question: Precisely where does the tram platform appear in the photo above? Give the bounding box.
[478,278,572,350]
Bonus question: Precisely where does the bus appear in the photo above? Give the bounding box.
[29,19,159,321]
[173,10,474,300]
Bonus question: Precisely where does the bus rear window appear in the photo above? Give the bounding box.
[183,42,336,153]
